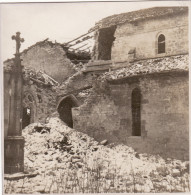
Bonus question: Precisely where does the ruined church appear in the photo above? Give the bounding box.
[4,6,189,161]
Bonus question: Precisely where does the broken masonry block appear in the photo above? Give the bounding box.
[100,139,108,145]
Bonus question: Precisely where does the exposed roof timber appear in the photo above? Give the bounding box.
[68,36,93,47]
[80,46,91,52]
[72,43,88,50]
[69,45,91,53]
[68,49,90,55]
[39,70,59,85]
[30,77,49,86]
[70,59,89,62]
[64,30,95,45]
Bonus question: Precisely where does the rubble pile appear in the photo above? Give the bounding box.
[101,55,188,81]
[4,117,190,193]
[60,71,83,88]
[23,67,59,86]
[3,57,59,87]
[76,88,93,100]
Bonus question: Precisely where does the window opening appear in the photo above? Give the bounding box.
[22,107,31,129]
[131,88,141,136]
[97,26,116,60]
[158,34,165,54]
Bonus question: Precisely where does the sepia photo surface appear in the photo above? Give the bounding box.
[1,0,190,193]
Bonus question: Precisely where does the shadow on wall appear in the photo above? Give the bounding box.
[98,25,116,60]
[57,95,80,128]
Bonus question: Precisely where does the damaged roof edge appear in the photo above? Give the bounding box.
[3,39,59,63]
[107,70,188,85]
[100,54,188,81]
[4,38,91,64]
[90,6,188,31]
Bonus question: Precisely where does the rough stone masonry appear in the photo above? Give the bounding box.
[71,7,189,160]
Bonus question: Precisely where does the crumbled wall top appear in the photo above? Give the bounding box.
[90,7,188,31]
[4,39,54,63]
[4,39,90,66]
[101,54,188,81]
[4,63,59,87]
[23,67,59,86]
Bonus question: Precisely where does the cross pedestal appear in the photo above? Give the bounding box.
[4,136,24,173]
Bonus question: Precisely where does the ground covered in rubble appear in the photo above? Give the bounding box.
[4,117,190,193]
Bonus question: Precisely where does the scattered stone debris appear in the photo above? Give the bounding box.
[101,55,188,81]
[23,67,59,86]
[4,117,190,193]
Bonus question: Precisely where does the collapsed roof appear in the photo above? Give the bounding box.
[90,7,188,31]
[101,54,188,81]
[4,63,59,87]
[23,67,59,86]
[4,39,91,65]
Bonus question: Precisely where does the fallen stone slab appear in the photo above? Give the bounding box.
[100,139,108,145]
[4,172,38,181]
[172,169,181,177]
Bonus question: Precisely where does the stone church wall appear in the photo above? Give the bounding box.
[93,12,188,62]
[22,83,57,124]
[112,13,188,61]
[73,71,189,160]
[21,41,76,83]
[4,70,57,138]
[4,41,77,84]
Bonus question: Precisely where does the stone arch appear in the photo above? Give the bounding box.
[57,95,80,128]
[22,92,37,129]
[131,88,141,136]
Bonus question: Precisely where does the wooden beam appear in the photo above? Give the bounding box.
[70,59,90,62]
[69,44,92,52]
[39,71,59,85]
[73,43,88,50]
[80,46,91,52]
[64,30,94,45]
[30,77,50,86]
[68,36,93,47]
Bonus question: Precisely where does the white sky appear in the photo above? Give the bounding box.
[0,1,190,62]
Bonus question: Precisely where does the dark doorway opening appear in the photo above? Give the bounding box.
[131,88,141,136]
[98,26,116,60]
[22,107,31,129]
[57,96,79,128]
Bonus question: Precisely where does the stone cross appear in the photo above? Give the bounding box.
[12,32,24,54]
[4,31,25,174]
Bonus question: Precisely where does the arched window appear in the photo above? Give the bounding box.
[158,34,165,54]
[131,88,141,136]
